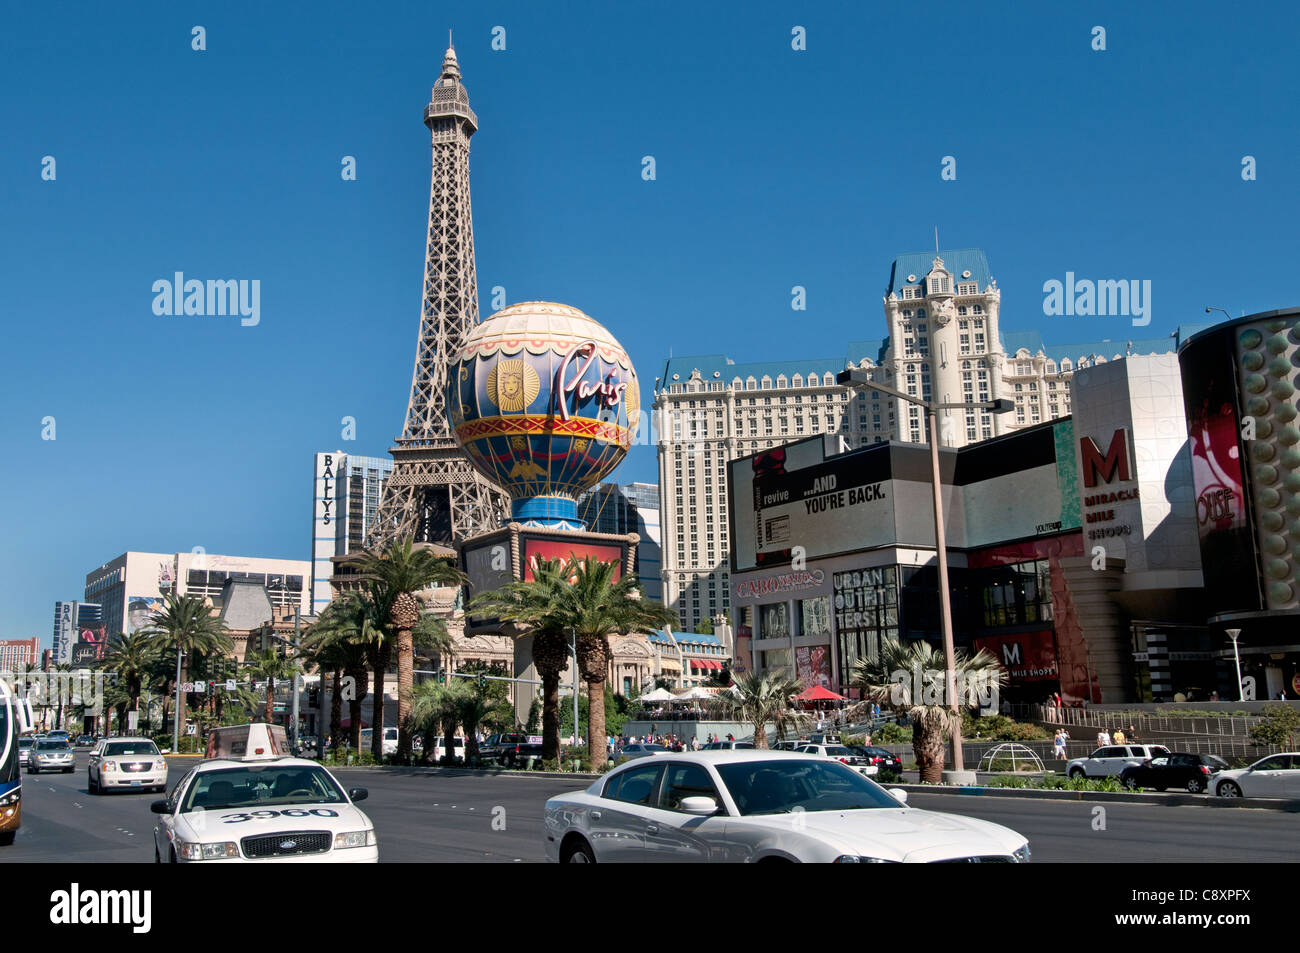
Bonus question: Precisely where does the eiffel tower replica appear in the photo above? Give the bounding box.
[365,42,508,553]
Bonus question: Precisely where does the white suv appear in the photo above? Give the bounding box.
[1067,744,1169,779]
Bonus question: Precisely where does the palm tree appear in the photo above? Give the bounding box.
[303,594,376,755]
[355,539,467,763]
[713,670,805,748]
[98,632,159,723]
[466,557,575,762]
[245,648,297,724]
[550,557,678,771]
[141,592,232,747]
[453,684,496,764]
[850,637,1005,783]
[411,680,459,765]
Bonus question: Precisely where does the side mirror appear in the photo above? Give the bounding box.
[150,800,169,814]
[889,788,909,806]
[678,796,718,815]
[348,787,368,803]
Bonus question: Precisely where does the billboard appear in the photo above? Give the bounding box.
[520,537,624,581]
[795,645,832,689]
[53,601,76,663]
[74,603,107,663]
[1179,324,1261,612]
[126,596,164,636]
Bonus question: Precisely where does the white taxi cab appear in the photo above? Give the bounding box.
[151,725,377,863]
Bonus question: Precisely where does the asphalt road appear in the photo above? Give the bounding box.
[6,752,1295,863]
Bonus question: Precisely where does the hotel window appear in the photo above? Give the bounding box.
[929,275,949,294]
[957,306,968,316]
[974,334,985,347]
[958,281,978,295]
[972,305,983,314]
[916,309,926,321]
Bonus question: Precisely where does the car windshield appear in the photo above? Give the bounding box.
[19,738,34,748]
[716,760,903,815]
[181,764,347,812]
[37,741,71,751]
[104,741,159,757]
[825,746,854,757]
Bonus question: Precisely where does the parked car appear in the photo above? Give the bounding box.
[1067,745,1170,779]
[795,744,875,775]
[772,739,808,752]
[1119,752,1228,793]
[359,727,399,757]
[848,745,903,777]
[1213,752,1300,799]
[431,737,467,763]
[616,743,669,762]
[480,733,529,762]
[543,751,1031,863]
[701,741,754,751]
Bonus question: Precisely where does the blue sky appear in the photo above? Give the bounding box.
[2,1,1297,643]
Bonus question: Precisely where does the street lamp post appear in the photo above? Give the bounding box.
[172,647,184,754]
[838,368,1015,778]
[1225,628,1244,701]
[568,627,579,753]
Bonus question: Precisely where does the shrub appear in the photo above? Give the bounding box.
[1249,704,1300,749]
[871,722,911,744]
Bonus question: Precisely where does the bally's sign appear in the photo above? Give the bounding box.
[317,454,338,526]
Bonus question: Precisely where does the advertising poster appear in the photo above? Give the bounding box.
[795,645,831,688]
[126,596,164,635]
[521,537,624,581]
[758,602,790,640]
[1180,327,1260,611]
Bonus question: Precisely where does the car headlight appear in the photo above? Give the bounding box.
[334,829,377,849]
[101,761,116,772]
[176,839,239,861]
[1013,843,1031,863]
[833,856,899,863]
[154,759,167,771]
[0,789,20,807]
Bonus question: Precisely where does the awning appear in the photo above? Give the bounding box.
[795,685,846,701]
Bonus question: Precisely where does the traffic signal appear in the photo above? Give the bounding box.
[477,674,486,689]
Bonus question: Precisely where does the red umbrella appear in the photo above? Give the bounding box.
[795,685,846,702]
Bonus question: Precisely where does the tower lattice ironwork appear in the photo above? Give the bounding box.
[366,44,508,551]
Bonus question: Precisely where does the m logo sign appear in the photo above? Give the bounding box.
[1080,430,1131,488]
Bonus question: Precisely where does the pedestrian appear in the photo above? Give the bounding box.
[1053,729,1067,760]
[1127,724,1139,743]
[1097,728,1111,747]
[1112,727,1126,745]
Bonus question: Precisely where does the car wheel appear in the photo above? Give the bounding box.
[1068,767,1085,780]
[1186,778,1205,794]
[562,838,597,863]
[1121,773,1139,790]
[1217,780,1242,798]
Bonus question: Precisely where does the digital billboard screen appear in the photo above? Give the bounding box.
[1180,326,1261,612]
[520,537,624,581]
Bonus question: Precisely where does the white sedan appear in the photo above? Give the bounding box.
[1213,753,1300,799]
[152,757,377,863]
[543,751,1030,863]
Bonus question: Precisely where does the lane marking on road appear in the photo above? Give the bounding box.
[73,803,82,809]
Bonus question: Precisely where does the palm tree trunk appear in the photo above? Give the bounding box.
[587,678,607,771]
[395,626,414,764]
[916,722,946,784]
[751,719,769,749]
[540,671,561,761]
[371,652,388,761]
[265,681,275,724]
[330,670,343,754]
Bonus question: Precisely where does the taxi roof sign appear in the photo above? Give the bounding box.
[205,723,290,761]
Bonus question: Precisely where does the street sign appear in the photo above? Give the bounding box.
[225,679,237,691]
[193,682,207,694]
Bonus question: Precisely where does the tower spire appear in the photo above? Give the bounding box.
[364,44,505,550]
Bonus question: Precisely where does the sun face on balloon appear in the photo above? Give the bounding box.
[486,358,540,413]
